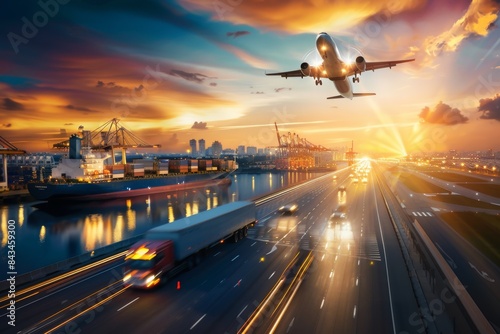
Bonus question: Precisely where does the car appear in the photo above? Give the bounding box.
[338,185,347,192]
[329,212,346,222]
[353,178,359,183]
[279,204,298,215]
[362,177,368,183]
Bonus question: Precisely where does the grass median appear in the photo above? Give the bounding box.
[440,212,500,267]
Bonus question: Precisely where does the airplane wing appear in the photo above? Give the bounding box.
[327,93,376,99]
[365,59,415,71]
[344,58,414,77]
[266,70,305,78]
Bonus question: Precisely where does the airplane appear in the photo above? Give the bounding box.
[266,32,415,99]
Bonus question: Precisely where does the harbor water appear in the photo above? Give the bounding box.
[0,171,324,280]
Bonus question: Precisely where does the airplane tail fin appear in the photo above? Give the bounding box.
[327,93,376,99]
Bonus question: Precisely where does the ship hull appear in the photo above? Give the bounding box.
[28,173,230,201]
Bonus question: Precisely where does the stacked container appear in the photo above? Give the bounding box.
[158,159,169,175]
[112,164,125,178]
[189,159,198,173]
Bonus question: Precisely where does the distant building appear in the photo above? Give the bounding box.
[205,147,213,156]
[189,139,197,156]
[222,148,235,155]
[258,148,264,156]
[237,145,245,156]
[247,146,257,155]
[212,141,222,157]
[198,139,205,157]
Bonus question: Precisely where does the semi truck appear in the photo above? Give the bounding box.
[123,201,256,288]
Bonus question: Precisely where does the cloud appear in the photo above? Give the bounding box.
[169,69,212,84]
[419,101,468,125]
[227,31,250,38]
[274,87,292,93]
[95,81,128,90]
[209,82,217,87]
[62,104,94,112]
[409,0,500,67]
[478,94,500,121]
[191,121,208,130]
[2,123,12,128]
[180,0,423,33]
[3,98,24,110]
[251,91,265,94]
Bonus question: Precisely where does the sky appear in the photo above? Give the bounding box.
[1,0,499,157]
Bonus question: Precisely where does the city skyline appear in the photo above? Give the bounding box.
[1,0,499,155]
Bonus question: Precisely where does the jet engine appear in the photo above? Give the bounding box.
[300,62,311,76]
[355,56,366,72]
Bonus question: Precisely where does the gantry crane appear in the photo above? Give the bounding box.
[270,122,331,170]
[53,118,160,164]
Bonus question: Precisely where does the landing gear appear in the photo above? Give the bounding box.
[352,76,359,83]
[315,79,323,86]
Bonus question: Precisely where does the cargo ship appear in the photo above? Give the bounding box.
[28,135,235,202]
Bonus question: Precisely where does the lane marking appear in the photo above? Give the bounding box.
[269,271,275,280]
[435,243,457,269]
[237,305,248,318]
[353,305,357,318]
[251,242,257,247]
[287,317,295,333]
[117,297,139,312]
[190,314,206,330]
[214,252,221,257]
[320,297,325,309]
[469,262,495,283]
[373,185,397,334]
[232,255,240,262]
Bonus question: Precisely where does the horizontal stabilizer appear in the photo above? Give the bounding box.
[327,93,376,99]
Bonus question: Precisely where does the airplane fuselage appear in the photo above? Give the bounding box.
[316,32,353,99]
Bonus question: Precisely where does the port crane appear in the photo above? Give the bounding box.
[0,135,26,191]
[53,118,160,164]
[270,122,331,170]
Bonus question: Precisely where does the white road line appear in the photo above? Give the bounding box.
[251,242,257,247]
[373,185,397,334]
[269,271,275,280]
[356,278,358,286]
[330,270,334,278]
[237,305,248,318]
[321,254,325,261]
[353,305,357,318]
[320,297,325,309]
[117,297,139,312]
[287,317,295,333]
[231,255,240,262]
[190,314,206,330]
[214,252,221,257]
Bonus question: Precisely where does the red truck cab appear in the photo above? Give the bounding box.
[123,240,175,289]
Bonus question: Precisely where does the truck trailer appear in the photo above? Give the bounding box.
[123,201,256,288]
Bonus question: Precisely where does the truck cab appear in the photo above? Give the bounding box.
[123,240,175,289]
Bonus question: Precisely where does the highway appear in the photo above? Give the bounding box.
[1,164,495,333]
[382,163,500,332]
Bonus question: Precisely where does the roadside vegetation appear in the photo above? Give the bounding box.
[440,212,500,267]
[431,195,500,210]
[389,170,449,193]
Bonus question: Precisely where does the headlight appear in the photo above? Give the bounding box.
[123,274,132,282]
[145,275,155,284]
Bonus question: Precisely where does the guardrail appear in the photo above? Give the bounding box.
[375,164,495,334]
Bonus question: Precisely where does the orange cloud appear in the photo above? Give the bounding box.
[419,101,469,125]
[408,0,500,67]
[179,0,424,33]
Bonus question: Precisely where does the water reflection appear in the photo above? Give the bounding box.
[0,171,324,278]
